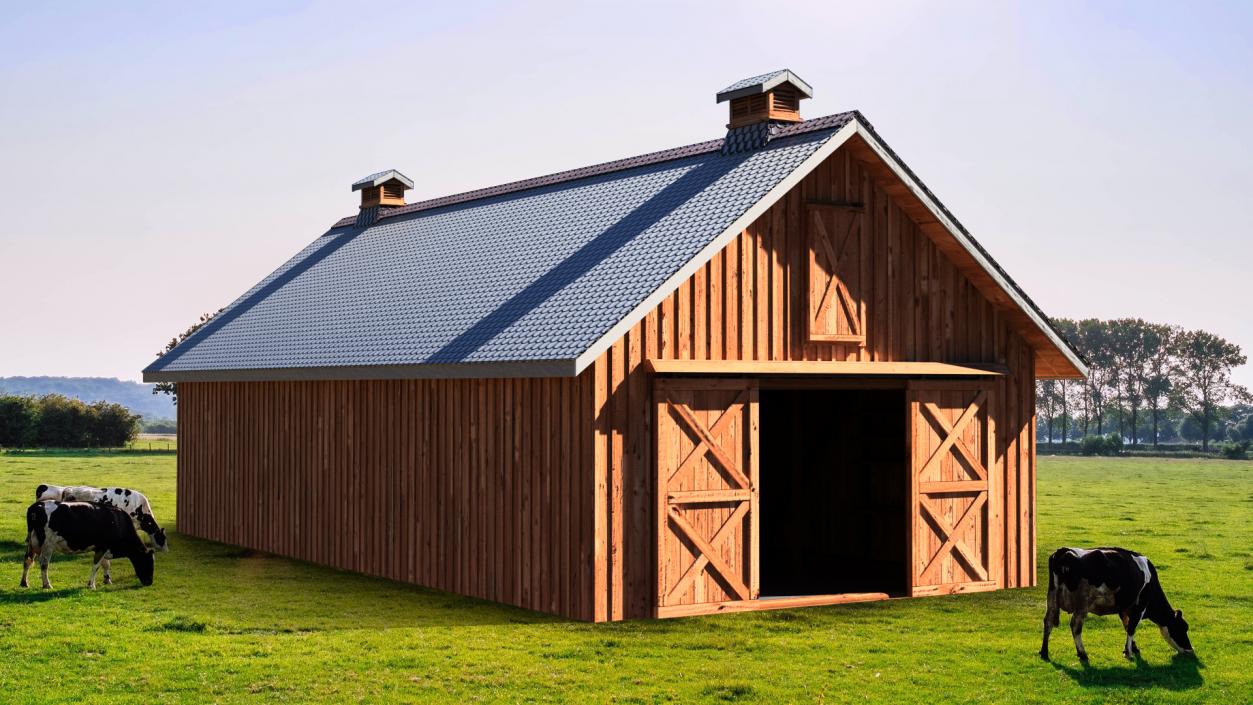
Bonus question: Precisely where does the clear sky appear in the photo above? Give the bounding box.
[1,1,1249,386]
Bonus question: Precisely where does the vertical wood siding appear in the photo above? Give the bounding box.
[179,142,1040,623]
[589,143,1039,620]
[178,378,594,621]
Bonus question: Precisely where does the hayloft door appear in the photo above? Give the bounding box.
[806,202,867,345]
[907,381,1000,596]
[655,378,759,617]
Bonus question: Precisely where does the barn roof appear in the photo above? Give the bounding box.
[143,112,1087,382]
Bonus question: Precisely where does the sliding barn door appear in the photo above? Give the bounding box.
[655,378,759,616]
[908,381,1000,596]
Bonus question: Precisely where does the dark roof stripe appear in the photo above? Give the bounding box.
[332,112,858,229]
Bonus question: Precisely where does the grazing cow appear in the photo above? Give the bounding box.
[21,501,155,589]
[35,484,168,552]
[1041,547,1193,662]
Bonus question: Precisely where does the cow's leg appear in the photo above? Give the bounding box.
[88,550,108,589]
[1070,611,1088,663]
[1040,588,1060,660]
[38,550,52,590]
[19,547,33,588]
[1122,609,1143,659]
[101,557,112,585]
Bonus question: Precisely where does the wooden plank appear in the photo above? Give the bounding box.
[592,357,609,621]
[748,385,760,599]
[806,200,865,211]
[645,360,1007,376]
[657,592,888,618]
[609,337,627,621]
[909,581,997,597]
[667,490,752,504]
[919,481,987,494]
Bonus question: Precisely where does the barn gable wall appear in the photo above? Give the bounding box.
[587,141,1038,620]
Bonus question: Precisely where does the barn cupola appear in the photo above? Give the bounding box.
[717,70,814,155]
[351,169,414,209]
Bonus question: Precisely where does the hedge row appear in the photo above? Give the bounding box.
[0,394,140,448]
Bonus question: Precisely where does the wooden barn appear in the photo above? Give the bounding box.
[145,70,1086,621]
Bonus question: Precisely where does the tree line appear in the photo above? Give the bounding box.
[1037,319,1250,452]
[0,394,142,448]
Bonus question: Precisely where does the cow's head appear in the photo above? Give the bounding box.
[152,527,169,552]
[1160,609,1193,655]
[130,550,155,587]
[1056,552,1084,591]
[137,513,169,552]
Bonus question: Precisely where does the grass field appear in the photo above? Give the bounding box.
[0,453,1247,704]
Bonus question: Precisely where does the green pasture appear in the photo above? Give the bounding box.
[0,453,1247,704]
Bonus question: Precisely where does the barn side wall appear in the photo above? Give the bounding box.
[589,142,1039,621]
[177,377,595,620]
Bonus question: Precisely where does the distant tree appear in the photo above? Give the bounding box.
[152,309,223,404]
[1177,412,1230,446]
[1107,318,1178,447]
[0,395,39,448]
[1170,330,1250,452]
[34,394,92,447]
[1227,413,1253,443]
[1060,378,1084,442]
[1105,319,1132,440]
[88,401,141,447]
[1075,319,1115,436]
[142,418,178,434]
[1050,319,1081,442]
[1141,323,1180,447]
[1038,380,1059,443]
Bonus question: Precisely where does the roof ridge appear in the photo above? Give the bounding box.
[331,111,859,229]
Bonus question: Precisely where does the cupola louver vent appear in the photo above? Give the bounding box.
[351,169,415,210]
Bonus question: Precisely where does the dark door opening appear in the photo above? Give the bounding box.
[759,388,908,597]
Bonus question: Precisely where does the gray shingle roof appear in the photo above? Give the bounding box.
[716,69,814,103]
[143,109,1087,381]
[351,169,414,191]
[145,115,853,379]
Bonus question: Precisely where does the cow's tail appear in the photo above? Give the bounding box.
[1046,550,1057,593]
[25,503,46,550]
[1043,550,1062,627]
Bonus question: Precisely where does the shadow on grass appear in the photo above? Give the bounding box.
[0,586,86,604]
[1050,654,1204,690]
[140,534,563,630]
[1,449,176,458]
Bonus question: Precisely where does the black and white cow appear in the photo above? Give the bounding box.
[35,484,168,551]
[1041,546,1193,662]
[21,501,155,589]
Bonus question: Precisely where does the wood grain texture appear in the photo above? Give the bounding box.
[177,378,594,621]
[654,379,758,613]
[590,142,1040,619]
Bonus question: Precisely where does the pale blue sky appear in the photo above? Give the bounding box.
[1,1,1249,386]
